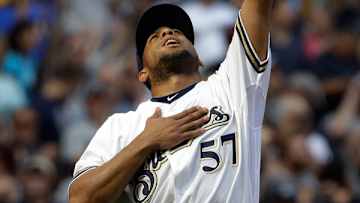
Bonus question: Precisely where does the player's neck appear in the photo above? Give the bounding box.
[151,74,201,97]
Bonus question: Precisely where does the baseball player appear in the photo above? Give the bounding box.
[69,1,273,203]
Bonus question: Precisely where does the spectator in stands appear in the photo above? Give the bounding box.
[324,72,360,140]
[271,0,304,73]
[344,126,360,202]
[2,19,40,94]
[17,155,57,203]
[0,35,27,118]
[0,174,20,203]
[61,84,112,163]
[311,7,359,109]
[11,108,39,163]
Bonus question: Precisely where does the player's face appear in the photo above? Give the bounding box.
[141,26,200,83]
[143,26,197,61]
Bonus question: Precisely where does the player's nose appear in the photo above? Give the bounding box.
[160,27,174,38]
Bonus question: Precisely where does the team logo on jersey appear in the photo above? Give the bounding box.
[132,105,229,202]
[132,150,166,203]
[203,106,230,130]
[132,169,157,203]
[146,150,167,171]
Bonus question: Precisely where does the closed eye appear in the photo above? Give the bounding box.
[173,29,183,35]
[148,32,159,42]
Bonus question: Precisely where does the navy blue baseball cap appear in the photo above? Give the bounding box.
[135,4,195,70]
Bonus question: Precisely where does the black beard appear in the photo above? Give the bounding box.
[151,50,198,83]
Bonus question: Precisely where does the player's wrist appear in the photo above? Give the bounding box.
[135,132,159,155]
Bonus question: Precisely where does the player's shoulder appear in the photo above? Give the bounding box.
[107,100,156,123]
[108,110,139,125]
[97,111,140,142]
[96,113,122,137]
[110,100,155,124]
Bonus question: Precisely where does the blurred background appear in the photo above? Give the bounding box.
[0,0,358,203]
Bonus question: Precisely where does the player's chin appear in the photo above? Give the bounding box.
[160,48,188,59]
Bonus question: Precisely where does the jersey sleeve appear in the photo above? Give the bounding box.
[71,114,123,181]
[206,10,272,127]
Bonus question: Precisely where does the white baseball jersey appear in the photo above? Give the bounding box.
[72,11,271,203]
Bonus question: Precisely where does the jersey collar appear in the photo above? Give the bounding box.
[151,83,197,104]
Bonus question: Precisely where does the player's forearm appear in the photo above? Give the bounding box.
[240,0,274,60]
[69,134,154,203]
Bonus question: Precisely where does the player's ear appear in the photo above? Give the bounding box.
[198,57,204,67]
[138,68,149,83]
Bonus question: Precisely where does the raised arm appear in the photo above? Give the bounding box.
[240,0,274,60]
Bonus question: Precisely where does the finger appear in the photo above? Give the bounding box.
[178,107,208,124]
[150,107,162,118]
[170,106,200,120]
[179,115,209,132]
[182,128,206,140]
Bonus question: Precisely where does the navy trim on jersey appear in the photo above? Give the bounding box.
[151,83,197,104]
[73,166,97,180]
[235,15,269,73]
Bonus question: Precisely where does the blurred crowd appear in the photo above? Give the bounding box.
[0,0,358,203]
